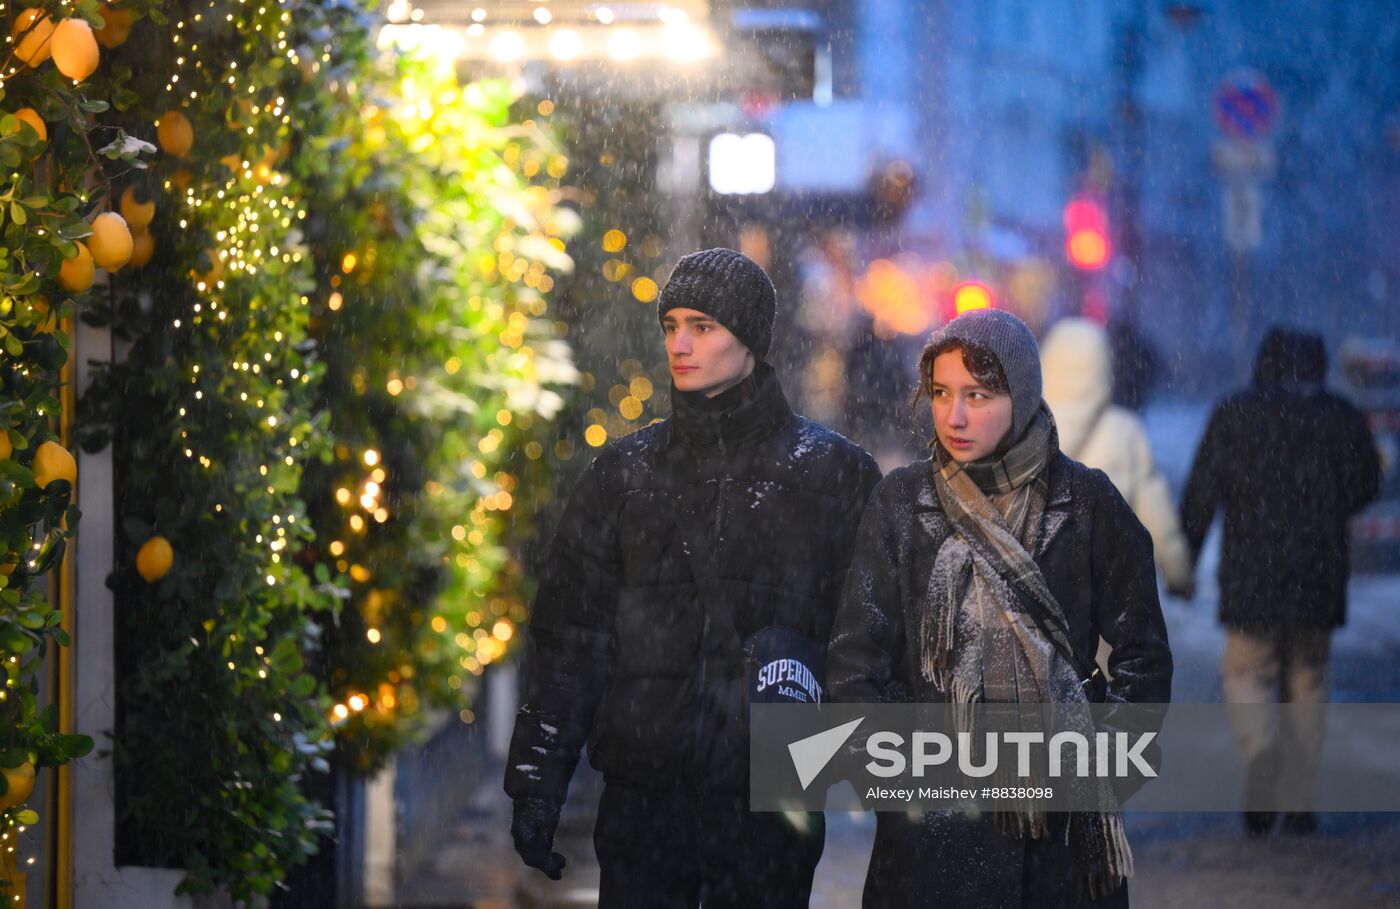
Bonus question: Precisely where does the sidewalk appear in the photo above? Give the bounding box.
[396,402,1400,908]
[397,568,1400,909]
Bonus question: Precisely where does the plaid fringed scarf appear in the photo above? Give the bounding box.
[921,404,1133,899]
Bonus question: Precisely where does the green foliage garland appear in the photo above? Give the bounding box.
[71,0,579,902]
[74,0,355,900]
[292,43,577,770]
[0,0,157,887]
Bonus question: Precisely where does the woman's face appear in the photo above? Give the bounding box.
[930,349,1014,462]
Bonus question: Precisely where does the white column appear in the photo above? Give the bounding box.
[488,664,518,760]
[71,319,219,909]
[362,759,397,907]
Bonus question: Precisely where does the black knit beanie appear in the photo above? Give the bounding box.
[927,308,1043,439]
[656,248,776,360]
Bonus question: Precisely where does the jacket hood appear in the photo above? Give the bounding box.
[1253,327,1326,386]
[1040,318,1113,457]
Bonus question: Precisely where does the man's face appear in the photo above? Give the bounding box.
[663,307,756,397]
[930,349,1014,463]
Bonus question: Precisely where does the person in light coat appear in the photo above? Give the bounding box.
[1041,318,1194,601]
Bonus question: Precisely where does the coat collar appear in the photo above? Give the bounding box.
[1037,454,1074,557]
[667,362,794,455]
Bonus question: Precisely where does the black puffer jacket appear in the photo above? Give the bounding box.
[826,453,1172,909]
[1181,330,1381,632]
[506,365,881,804]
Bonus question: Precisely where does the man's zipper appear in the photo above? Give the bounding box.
[692,429,728,766]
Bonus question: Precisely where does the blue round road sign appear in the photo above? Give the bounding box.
[1213,68,1278,140]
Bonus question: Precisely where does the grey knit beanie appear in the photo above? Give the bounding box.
[928,308,1043,439]
[657,248,776,360]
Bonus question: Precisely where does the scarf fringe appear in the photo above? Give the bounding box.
[920,544,967,692]
[993,809,1050,841]
[1070,811,1134,899]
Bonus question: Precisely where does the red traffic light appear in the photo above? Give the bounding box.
[1064,196,1110,270]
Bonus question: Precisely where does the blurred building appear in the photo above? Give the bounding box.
[836,0,1400,394]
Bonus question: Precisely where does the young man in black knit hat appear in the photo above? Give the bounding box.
[505,248,882,907]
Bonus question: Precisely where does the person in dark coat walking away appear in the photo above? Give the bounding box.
[1180,326,1381,838]
[827,309,1173,909]
[505,248,882,908]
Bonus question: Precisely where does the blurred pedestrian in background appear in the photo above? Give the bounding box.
[1041,317,1195,677]
[1105,315,1162,412]
[1181,327,1381,838]
[1042,317,1194,598]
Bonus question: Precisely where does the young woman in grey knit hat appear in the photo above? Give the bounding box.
[827,308,1174,909]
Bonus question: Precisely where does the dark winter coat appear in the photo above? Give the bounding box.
[827,453,1173,909]
[505,364,881,806]
[1181,331,1381,633]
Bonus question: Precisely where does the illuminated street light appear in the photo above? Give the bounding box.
[708,133,776,194]
[491,30,524,62]
[662,22,716,62]
[549,28,582,61]
[390,1,720,65]
[608,27,642,61]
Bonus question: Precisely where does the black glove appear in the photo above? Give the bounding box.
[511,796,566,880]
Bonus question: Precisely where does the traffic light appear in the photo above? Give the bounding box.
[1064,196,1110,270]
[952,281,994,314]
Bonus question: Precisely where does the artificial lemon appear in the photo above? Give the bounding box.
[192,249,225,286]
[156,110,193,157]
[89,212,133,270]
[32,440,76,490]
[0,762,36,810]
[119,185,154,230]
[58,241,94,292]
[136,535,173,582]
[95,4,133,48]
[12,8,54,66]
[31,296,54,333]
[128,229,154,268]
[14,107,47,144]
[50,18,99,82]
[0,433,11,460]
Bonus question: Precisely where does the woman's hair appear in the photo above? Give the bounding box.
[912,337,1010,409]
